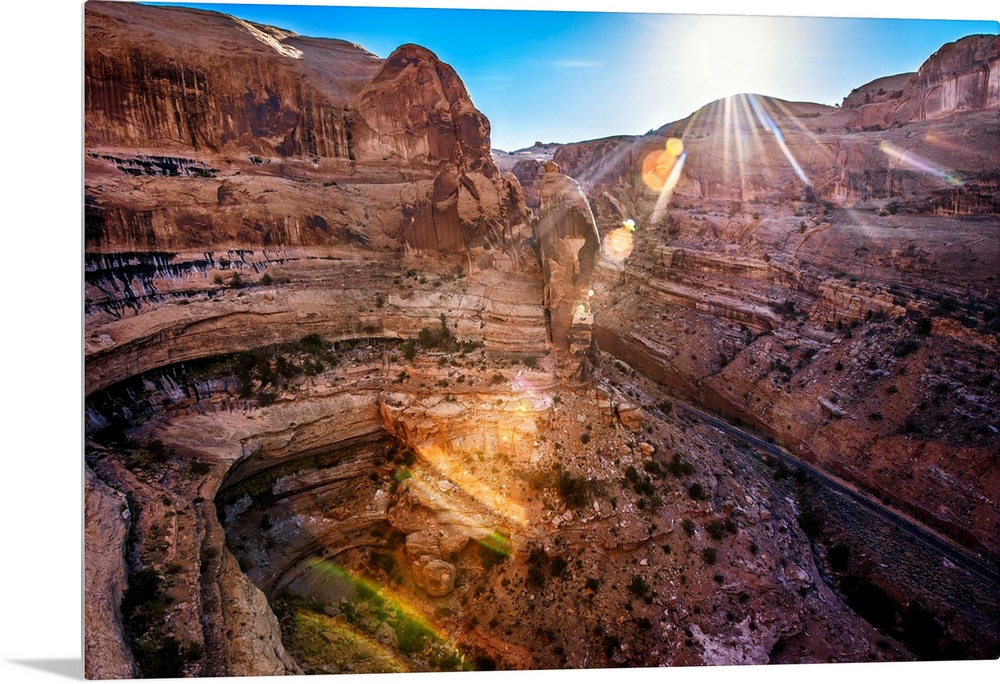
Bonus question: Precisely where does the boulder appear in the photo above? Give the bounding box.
[411,556,458,596]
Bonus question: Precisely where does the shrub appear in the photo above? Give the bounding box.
[557,470,592,508]
[688,482,705,500]
[892,338,921,357]
[701,547,717,565]
[187,460,211,477]
[705,520,725,541]
[634,478,655,496]
[527,547,548,587]
[682,519,695,537]
[418,327,442,348]
[260,272,273,286]
[628,575,650,597]
[798,510,822,538]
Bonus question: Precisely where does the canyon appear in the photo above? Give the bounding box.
[83,2,999,679]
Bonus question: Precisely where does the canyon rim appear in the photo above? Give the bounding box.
[80,2,999,680]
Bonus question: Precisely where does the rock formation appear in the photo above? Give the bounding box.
[83,4,999,678]
[844,34,1000,126]
[85,1,529,256]
[536,162,602,382]
[84,467,137,680]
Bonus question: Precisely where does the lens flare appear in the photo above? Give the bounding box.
[746,94,811,186]
[408,444,527,527]
[642,138,685,192]
[603,221,636,262]
[476,529,513,557]
[648,149,687,226]
[879,140,964,187]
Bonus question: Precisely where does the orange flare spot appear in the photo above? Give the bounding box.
[642,148,679,192]
[603,226,634,261]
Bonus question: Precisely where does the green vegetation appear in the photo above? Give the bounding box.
[192,334,337,405]
[527,547,549,587]
[667,453,695,477]
[705,520,726,541]
[687,482,705,500]
[556,468,596,509]
[628,575,650,597]
[418,314,453,350]
[273,564,469,673]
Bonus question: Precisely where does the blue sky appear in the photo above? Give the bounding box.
[148,2,996,150]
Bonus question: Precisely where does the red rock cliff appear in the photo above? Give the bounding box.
[84,2,528,254]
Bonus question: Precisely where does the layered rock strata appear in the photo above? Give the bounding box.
[85,1,530,255]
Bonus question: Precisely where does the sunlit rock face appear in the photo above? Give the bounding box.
[891,34,999,124]
[351,43,494,172]
[839,35,1000,126]
[536,163,602,381]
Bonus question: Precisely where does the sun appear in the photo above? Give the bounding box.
[653,15,815,107]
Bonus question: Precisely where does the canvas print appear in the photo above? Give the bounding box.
[83,1,1000,678]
